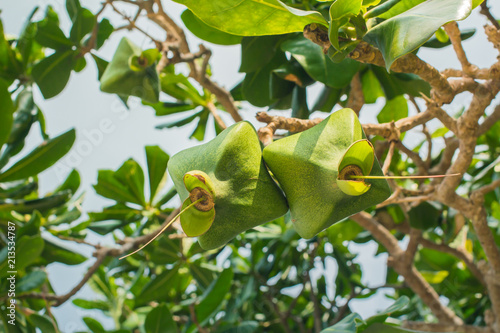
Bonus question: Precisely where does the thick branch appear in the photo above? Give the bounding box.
[351,212,463,325]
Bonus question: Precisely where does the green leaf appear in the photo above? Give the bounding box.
[189,109,210,141]
[172,0,327,36]
[144,101,197,116]
[311,86,341,112]
[361,69,384,103]
[66,0,82,22]
[366,296,409,325]
[83,317,105,333]
[291,86,309,119]
[0,191,72,214]
[115,159,146,207]
[29,314,57,333]
[196,268,234,323]
[137,265,180,305]
[17,270,47,293]
[35,20,73,50]
[242,51,287,107]
[329,0,362,51]
[16,235,44,271]
[0,80,14,149]
[281,35,360,89]
[181,10,241,45]
[70,8,95,43]
[93,170,142,205]
[145,145,169,202]
[420,270,449,284]
[363,0,473,70]
[95,18,114,49]
[377,0,425,19]
[145,304,178,333]
[92,54,108,80]
[72,299,110,311]
[377,95,408,123]
[409,201,440,230]
[32,50,76,99]
[240,35,284,73]
[423,28,475,48]
[41,237,87,265]
[371,66,430,98]
[155,110,204,130]
[321,313,363,332]
[54,169,80,194]
[0,129,76,182]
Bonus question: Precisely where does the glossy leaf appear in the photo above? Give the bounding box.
[420,270,449,284]
[311,86,341,112]
[0,80,14,149]
[329,0,362,50]
[377,0,425,19]
[145,304,178,333]
[17,270,47,293]
[83,317,105,333]
[93,169,143,205]
[0,191,71,214]
[29,314,57,333]
[146,145,169,201]
[423,28,475,48]
[196,268,234,323]
[35,19,73,50]
[137,265,180,305]
[361,69,384,103]
[72,299,110,311]
[240,35,284,73]
[409,201,440,230]
[364,0,473,70]
[321,313,363,332]
[0,129,76,182]
[69,7,95,43]
[144,101,197,116]
[95,18,113,50]
[173,0,327,36]
[181,10,241,45]
[41,237,87,265]
[366,296,409,325]
[281,35,360,89]
[54,169,80,194]
[363,323,431,333]
[377,95,408,123]
[114,159,146,207]
[16,235,44,271]
[32,50,76,99]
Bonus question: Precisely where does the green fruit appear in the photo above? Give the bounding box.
[168,121,288,250]
[99,37,159,103]
[263,108,391,239]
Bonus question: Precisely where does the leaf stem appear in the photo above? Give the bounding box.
[350,173,461,180]
[119,198,203,260]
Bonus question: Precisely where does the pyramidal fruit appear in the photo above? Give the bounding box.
[262,108,391,239]
[99,37,160,103]
[168,121,288,250]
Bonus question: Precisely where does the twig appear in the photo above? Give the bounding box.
[480,1,500,30]
[404,321,493,333]
[382,141,395,174]
[444,22,478,76]
[351,212,463,325]
[346,73,364,115]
